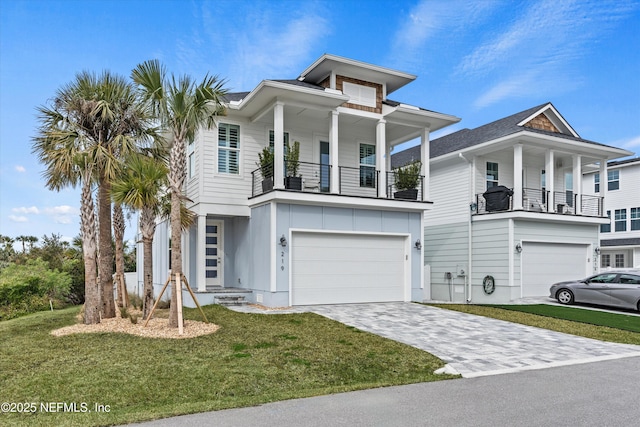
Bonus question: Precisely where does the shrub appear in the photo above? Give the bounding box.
[0,258,71,320]
[394,160,422,191]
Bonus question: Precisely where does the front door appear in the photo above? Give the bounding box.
[205,219,223,287]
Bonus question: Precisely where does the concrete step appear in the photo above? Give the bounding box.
[214,295,249,306]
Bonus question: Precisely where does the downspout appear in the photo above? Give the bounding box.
[459,153,473,303]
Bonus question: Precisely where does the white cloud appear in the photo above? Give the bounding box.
[15,165,26,173]
[12,206,40,214]
[8,215,28,223]
[44,205,78,215]
[53,216,73,224]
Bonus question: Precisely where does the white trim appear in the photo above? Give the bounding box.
[288,228,412,306]
[473,210,609,225]
[516,104,580,138]
[270,202,277,292]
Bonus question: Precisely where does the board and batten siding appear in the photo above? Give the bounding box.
[469,218,512,303]
[424,223,469,302]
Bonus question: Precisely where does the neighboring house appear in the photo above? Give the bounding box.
[582,157,640,269]
[392,103,633,304]
[146,54,460,307]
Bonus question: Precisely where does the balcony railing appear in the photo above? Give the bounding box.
[251,161,426,201]
[475,187,603,216]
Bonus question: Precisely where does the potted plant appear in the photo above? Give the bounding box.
[284,140,302,190]
[393,160,422,200]
[257,146,274,192]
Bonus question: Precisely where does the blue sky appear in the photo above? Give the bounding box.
[1,0,639,246]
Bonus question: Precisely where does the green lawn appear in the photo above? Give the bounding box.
[431,304,640,345]
[0,305,455,427]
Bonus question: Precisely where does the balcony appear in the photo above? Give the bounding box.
[475,187,603,217]
[251,161,427,201]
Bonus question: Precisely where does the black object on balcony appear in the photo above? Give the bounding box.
[483,185,513,212]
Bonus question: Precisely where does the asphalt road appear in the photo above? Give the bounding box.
[129,356,640,427]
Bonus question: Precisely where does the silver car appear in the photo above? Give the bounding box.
[549,269,640,312]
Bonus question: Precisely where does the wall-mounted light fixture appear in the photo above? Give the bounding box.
[279,235,287,247]
[415,239,422,250]
[595,247,601,256]
[515,243,522,253]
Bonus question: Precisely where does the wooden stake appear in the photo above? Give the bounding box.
[181,275,209,323]
[176,272,184,335]
[144,275,171,327]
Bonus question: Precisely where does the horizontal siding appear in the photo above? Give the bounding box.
[424,223,469,301]
[427,162,470,226]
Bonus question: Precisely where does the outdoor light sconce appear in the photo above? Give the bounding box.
[279,235,287,247]
[515,243,522,253]
[595,247,601,256]
[415,239,422,250]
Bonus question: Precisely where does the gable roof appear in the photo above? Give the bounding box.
[391,102,631,168]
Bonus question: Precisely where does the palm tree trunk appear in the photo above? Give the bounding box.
[81,177,100,324]
[142,235,154,320]
[98,175,116,318]
[113,204,126,307]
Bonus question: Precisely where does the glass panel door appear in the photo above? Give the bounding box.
[320,141,330,193]
[205,219,222,287]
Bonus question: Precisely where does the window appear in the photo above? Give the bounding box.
[541,170,546,204]
[565,172,573,207]
[486,162,499,189]
[615,209,626,232]
[594,173,600,193]
[218,123,240,174]
[343,82,376,108]
[589,273,617,283]
[619,274,640,284]
[188,152,195,178]
[359,144,376,188]
[608,170,619,191]
[600,210,611,233]
[601,254,610,268]
[268,130,289,148]
[631,207,640,231]
[615,254,625,268]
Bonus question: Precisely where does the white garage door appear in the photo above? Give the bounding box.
[522,242,588,297]
[291,232,407,305]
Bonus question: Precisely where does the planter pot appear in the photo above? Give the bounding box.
[261,177,274,193]
[285,176,302,191]
[394,188,418,200]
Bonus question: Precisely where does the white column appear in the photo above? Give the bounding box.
[376,119,386,198]
[545,149,555,212]
[599,159,607,197]
[513,144,523,210]
[573,154,582,215]
[329,110,339,194]
[273,102,285,189]
[420,127,430,201]
[197,215,206,292]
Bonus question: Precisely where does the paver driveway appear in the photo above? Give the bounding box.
[303,303,640,378]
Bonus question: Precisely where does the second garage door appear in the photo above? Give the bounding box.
[522,242,589,297]
[291,232,407,305]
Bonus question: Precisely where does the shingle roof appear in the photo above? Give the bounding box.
[391,102,612,168]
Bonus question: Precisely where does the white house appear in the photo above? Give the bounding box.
[582,157,640,269]
[145,54,460,307]
[392,103,633,304]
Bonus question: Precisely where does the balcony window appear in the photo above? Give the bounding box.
[218,123,240,174]
[594,173,600,193]
[631,207,640,231]
[608,170,619,191]
[359,143,376,188]
[486,162,499,189]
[614,209,626,232]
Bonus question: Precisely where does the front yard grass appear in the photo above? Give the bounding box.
[431,304,640,345]
[0,305,455,427]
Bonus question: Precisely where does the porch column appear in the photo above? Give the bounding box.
[573,154,582,215]
[376,119,386,198]
[197,215,207,292]
[273,102,285,190]
[545,149,555,212]
[599,159,607,218]
[513,143,523,210]
[329,110,339,194]
[420,127,430,201]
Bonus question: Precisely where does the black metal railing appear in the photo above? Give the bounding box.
[338,166,379,197]
[475,187,603,217]
[386,171,425,201]
[251,161,331,197]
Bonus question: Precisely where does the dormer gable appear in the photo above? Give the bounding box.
[517,103,580,138]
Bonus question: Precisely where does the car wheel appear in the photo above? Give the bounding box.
[556,289,574,305]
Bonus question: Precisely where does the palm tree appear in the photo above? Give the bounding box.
[26,236,38,251]
[113,203,128,307]
[132,60,226,327]
[111,154,166,319]
[16,235,28,253]
[33,70,156,321]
